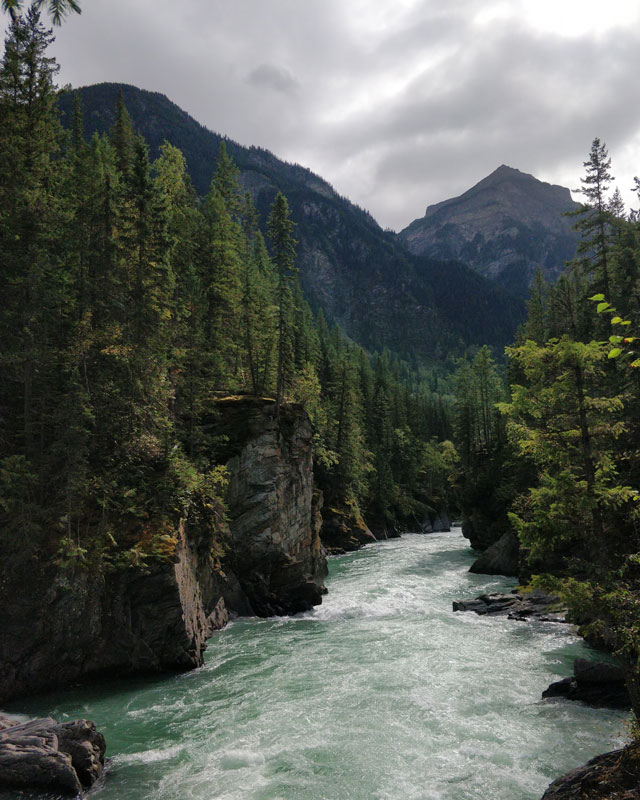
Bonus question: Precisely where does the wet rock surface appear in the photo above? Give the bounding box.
[453,589,567,622]
[543,658,631,709]
[419,509,451,533]
[541,745,640,799]
[469,530,520,577]
[0,717,105,796]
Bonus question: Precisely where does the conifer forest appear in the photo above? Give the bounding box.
[2,4,640,800]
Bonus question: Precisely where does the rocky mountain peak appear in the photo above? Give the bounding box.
[400,165,580,297]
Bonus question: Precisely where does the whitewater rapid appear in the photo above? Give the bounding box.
[4,529,628,800]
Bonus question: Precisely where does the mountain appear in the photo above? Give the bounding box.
[398,165,580,298]
[58,83,524,364]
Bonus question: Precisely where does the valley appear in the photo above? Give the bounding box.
[1,7,640,799]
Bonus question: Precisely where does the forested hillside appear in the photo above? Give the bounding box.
[58,83,524,366]
[0,10,456,579]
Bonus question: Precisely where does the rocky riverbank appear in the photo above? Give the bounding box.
[541,744,640,799]
[453,582,636,800]
[453,589,568,622]
[0,716,106,796]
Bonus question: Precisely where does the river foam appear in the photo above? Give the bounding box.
[2,529,628,800]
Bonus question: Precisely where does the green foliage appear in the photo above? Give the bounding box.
[588,294,640,366]
[267,191,298,415]
[57,82,525,365]
[0,18,455,582]
[467,138,640,717]
[502,335,636,566]
[2,0,81,25]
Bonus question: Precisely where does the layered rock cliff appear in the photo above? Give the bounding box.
[0,514,236,704]
[212,397,327,615]
[0,399,326,703]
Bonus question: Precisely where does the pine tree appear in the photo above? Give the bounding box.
[573,138,615,298]
[524,269,549,344]
[212,140,241,220]
[110,89,135,180]
[241,229,278,395]
[501,337,631,566]
[200,184,242,386]
[0,7,63,466]
[267,192,298,419]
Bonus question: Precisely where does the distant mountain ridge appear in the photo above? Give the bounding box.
[399,165,580,297]
[58,83,524,364]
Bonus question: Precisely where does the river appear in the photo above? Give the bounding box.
[4,529,628,799]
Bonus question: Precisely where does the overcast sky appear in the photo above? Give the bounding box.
[7,0,640,230]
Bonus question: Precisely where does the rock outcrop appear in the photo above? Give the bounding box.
[0,516,237,703]
[469,530,520,576]
[367,519,402,541]
[543,658,631,710]
[320,505,377,554]
[541,745,640,799]
[213,397,327,616]
[0,397,326,703]
[462,511,511,552]
[0,717,105,796]
[420,508,451,533]
[453,590,567,622]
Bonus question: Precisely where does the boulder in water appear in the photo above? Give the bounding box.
[453,589,567,622]
[0,717,106,795]
[542,657,631,709]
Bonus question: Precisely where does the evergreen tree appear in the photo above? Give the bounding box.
[267,192,298,419]
[211,140,241,219]
[110,88,135,180]
[0,7,64,468]
[573,138,615,299]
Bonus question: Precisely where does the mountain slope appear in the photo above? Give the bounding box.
[58,83,524,363]
[399,165,580,297]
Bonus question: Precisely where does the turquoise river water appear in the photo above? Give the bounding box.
[3,528,629,800]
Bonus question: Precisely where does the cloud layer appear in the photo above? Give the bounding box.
[7,0,640,230]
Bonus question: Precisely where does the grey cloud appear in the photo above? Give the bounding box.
[13,0,640,231]
[247,64,299,95]
[309,16,640,228]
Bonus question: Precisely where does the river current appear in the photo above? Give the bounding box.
[5,529,628,800]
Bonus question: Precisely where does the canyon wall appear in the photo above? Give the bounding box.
[0,400,326,703]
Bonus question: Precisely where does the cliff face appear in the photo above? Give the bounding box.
[0,400,326,703]
[0,516,234,704]
[214,397,327,615]
[399,165,580,297]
